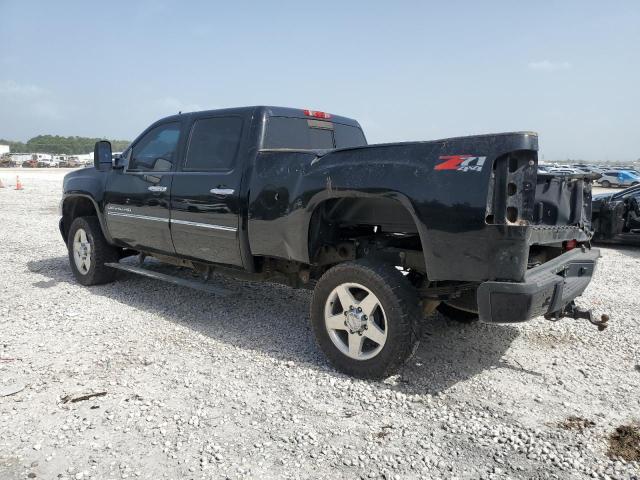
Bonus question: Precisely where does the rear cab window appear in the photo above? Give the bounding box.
[262,116,367,150]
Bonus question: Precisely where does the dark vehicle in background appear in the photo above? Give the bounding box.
[592,184,640,245]
[58,106,601,378]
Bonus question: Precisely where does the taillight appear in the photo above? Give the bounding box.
[563,239,578,251]
[303,109,332,119]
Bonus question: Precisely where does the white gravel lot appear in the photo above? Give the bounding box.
[0,169,639,480]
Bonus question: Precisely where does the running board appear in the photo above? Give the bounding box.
[105,262,232,296]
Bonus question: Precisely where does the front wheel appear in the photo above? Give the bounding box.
[67,216,119,286]
[600,180,611,188]
[310,260,422,379]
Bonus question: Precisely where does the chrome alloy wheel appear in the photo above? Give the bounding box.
[72,228,92,275]
[324,282,388,360]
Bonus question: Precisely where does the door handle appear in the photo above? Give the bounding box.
[210,188,235,196]
[148,186,167,192]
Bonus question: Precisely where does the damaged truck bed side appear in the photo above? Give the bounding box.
[59,106,601,378]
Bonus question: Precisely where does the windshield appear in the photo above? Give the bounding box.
[263,116,367,150]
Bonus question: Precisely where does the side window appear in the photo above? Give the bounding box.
[334,124,367,148]
[184,117,243,171]
[129,122,181,172]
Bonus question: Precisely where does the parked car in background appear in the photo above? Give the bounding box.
[573,165,602,174]
[548,167,580,175]
[592,184,640,245]
[22,159,38,168]
[0,156,17,167]
[597,170,640,188]
[59,157,83,168]
[36,159,53,168]
[66,156,83,167]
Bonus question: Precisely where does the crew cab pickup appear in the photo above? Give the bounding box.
[60,106,601,378]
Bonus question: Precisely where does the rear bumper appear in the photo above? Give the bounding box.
[477,247,600,323]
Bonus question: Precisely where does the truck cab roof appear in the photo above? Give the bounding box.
[147,106,367,153]
[155,106,362,129]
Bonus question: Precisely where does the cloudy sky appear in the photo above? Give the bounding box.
[1,0,639,161]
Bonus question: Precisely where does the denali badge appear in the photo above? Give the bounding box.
[106,205,132,213]
[435,155,486,172]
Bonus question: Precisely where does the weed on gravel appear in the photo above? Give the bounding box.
[556,416,596,432]
[607,423,640,462]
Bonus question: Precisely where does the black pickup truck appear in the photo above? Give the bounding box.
[60,106,601,378]
[592,184,640,245]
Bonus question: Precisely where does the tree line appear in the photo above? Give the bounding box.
[0,135,131,155]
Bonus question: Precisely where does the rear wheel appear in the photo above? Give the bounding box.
[67,216,119,286]
[600,180,611,188]
[437,302,479,323]
[310,259,422,379]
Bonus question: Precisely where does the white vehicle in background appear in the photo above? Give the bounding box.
[38,158,58,168]
[548,167,580,175]
[28,153,56,167]
[597,170,640,188]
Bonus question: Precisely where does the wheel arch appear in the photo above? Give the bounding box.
[61,194,111,243]
[306,192,430,271]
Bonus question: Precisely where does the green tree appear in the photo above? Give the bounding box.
[0,136,131,154]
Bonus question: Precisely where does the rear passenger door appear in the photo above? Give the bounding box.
[170,115,245,266]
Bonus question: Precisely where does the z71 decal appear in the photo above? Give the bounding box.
[435,155,486,172]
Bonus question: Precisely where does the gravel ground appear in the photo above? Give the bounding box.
[0,170,639,480]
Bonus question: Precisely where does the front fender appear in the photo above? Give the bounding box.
[61,168,112,243]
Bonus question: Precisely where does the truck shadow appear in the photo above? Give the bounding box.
[613,244,640,258]
[593,243,640,261]
[27,256,523,395]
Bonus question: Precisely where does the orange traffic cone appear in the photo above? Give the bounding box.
[15,176,23,190]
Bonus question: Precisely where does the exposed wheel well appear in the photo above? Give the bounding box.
[308,197,425,272]
[61,196,98,239]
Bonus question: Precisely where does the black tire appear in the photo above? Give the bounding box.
[600,180,611,188]
[437,302,479,323]
[67,216,119,286]
[310,259,422,379]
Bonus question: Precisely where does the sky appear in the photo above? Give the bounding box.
[1,0,639,161]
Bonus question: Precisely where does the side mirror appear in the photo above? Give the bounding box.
[112,153,124,169]
[94,140,112,170]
